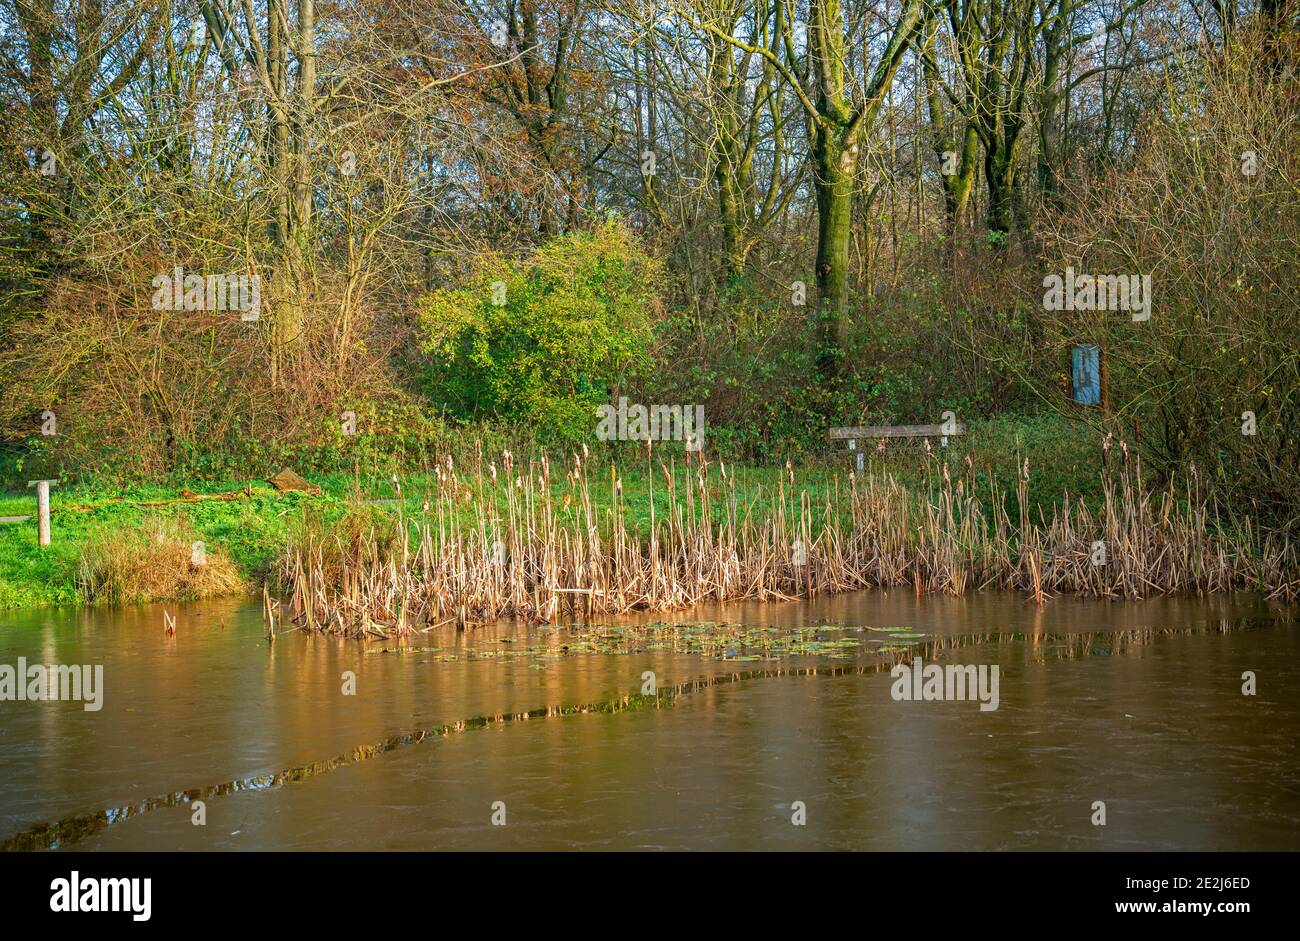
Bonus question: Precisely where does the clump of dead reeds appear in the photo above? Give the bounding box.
[272,442,1298,637]
[78,514,245,605]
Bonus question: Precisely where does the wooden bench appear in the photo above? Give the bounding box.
[828,423,966,471]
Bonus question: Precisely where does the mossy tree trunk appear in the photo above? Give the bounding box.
[921,16,977,236]
[694,0,924,376]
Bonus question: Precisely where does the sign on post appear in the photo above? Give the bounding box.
[1072,345,1101,405]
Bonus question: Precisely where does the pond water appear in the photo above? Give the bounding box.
[0,591,1296,850]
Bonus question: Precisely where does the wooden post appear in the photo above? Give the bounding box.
[848,438,863,473]
[27,479,58,547]
[1100,336,1110,417]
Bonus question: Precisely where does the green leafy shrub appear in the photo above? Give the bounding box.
[419,221,659,442]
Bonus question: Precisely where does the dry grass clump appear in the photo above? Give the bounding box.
[274,442,1298,638]
[78,514,245,605]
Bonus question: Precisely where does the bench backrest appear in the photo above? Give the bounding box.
[828,423,966,440]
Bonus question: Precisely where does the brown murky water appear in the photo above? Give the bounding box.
[0,591,1296,850]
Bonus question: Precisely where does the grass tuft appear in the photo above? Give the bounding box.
[77,514,245,605]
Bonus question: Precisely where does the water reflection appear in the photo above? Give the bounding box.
[0,591,1294,850]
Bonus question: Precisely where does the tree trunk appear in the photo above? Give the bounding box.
[1037,12,1064,202]
[18,0,59,277]
[814,130,855,367]
[716,161,747,282]
[942,125,979,231]
[922,17,975,235]
[296,0,316,240]
[985,146,1016,238]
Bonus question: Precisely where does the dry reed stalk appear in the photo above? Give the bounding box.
[271,445,1296,637]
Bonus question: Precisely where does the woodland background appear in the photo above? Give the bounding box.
[0,0,1296,533]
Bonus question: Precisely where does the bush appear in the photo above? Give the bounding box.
[418,221,660,442]
[0,255,446,485]
[1037,28,1299,533]
[637,242,1040,462]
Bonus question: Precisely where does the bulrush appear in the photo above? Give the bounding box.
[271,445,1296,638]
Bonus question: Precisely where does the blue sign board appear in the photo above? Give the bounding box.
[1072,345,1100,405]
